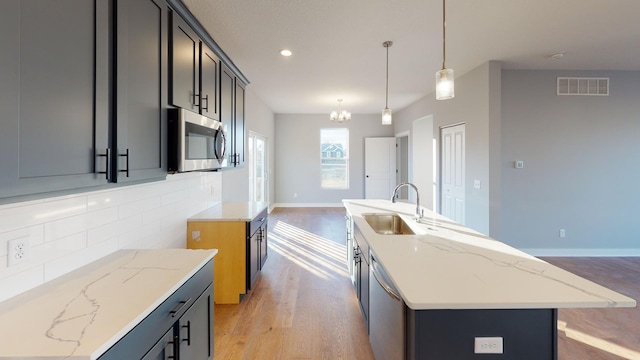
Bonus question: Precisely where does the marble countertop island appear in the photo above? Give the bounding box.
[343,199,636,311]
[0,249,216,360]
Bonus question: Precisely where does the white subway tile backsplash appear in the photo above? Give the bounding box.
[44,238,118,282]
[0,171,222,302]
[44,207,118,243]
[0,197,87,233]
[0,266,44,303]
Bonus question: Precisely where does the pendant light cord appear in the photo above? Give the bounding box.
[385,44,389,108]
[442,0,446,70]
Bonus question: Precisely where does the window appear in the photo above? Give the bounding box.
[320,128,349,189]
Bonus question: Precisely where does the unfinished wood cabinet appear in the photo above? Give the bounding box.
[187,207,267,304]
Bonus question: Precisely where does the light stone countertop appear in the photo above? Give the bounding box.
[188,201,268,222]
[343,199,636,310]
[0,249,216,360]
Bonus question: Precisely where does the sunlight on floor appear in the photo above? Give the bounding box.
[558,320,640,359]
[269,220,349,281]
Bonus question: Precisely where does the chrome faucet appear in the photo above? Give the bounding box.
[391,182,422,221]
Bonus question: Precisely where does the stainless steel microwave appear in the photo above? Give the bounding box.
[168,108,226,172]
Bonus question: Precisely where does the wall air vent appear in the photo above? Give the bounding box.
[557,77,609,96]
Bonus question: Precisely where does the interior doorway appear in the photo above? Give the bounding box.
[440,123,466,224]
[248,131,268,202]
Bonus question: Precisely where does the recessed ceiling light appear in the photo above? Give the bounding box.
[549,52,565,60]
[280,49,292,57]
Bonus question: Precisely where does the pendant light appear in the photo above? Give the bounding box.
[382,41,393,125]
[435,0,454,100]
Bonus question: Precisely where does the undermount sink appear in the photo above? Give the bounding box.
[362,213,415,235]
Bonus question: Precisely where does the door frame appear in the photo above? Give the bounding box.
[248,131,268,203]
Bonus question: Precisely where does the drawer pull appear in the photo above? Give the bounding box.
[170,298,191,317]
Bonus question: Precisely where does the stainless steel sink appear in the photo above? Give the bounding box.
[362,213,415,235]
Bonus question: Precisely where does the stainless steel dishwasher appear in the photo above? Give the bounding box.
[369,251,405,359]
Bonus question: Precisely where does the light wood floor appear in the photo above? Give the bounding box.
[213,208,640,360]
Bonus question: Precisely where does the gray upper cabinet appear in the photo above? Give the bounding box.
[170,12,220,121]
[0,0,110,200]
[170,13,200,112]
[200,44,220,120]
[221,64,246,167]
[115,0,167,183]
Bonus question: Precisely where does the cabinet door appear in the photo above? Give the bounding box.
[115,0,167,183]
[248,229,260,289]
[259,224,268,269]
[0,0,109,200]
[170,12,200,112]
[200,43,220,120]
[179,284,213,360]
[220,64,235,167]
[141,328,176,360]
[234,81,246,167]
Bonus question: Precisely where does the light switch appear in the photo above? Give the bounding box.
[514,160,524,169]
[473,180,481,189]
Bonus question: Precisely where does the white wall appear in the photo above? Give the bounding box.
[0,172,221,302]
[275,114,394,205]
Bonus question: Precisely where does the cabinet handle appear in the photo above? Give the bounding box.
[118,149,130,177]
[170,298,192,317]
[166,334,178,360]
[97,148,112,181]
[201,95,209,112]
[182,320,191,346]
[193,93,200,108]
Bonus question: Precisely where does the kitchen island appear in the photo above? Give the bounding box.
[343,199,636,359]
[0,249,217,360]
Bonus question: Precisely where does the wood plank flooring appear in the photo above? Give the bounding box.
[213,207,640,360]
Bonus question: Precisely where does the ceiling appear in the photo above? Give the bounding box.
[183,0,640,114]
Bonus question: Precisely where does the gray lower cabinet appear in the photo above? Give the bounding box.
[248,208,268,289]
[0,0,110,200]
[100,259,214,360]
[353,226,370,330]
[115,0,167,183]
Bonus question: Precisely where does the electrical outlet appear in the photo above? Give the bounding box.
[8,237,30,266]
[474,337,503,354]
[559,228,566,238]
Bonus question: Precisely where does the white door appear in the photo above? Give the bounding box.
[248,132,268,202]
[365,137,396,199]
[441,124,465,223]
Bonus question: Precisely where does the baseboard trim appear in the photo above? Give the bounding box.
[521,248,640,257]
[272,203,344,208]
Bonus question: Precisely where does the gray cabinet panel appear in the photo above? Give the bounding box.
[141,329,175,360]
[220,64,235,166]
[179,284,213,359]
[115,0,167,183]
[234,82,246,167]
[200,44,220,120]
[170,13,199,112]
[0,0,110,200]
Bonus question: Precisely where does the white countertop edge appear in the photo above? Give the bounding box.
[89,249,217,360]
[404,298,638,311]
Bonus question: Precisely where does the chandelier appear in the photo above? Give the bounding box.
[330,99,351,122]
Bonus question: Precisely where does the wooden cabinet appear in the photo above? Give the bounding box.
[187,207,268,304]
[0,0,110,200]
[115,0,167,183]
[170,12,220,120]
[221,63,246,167]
